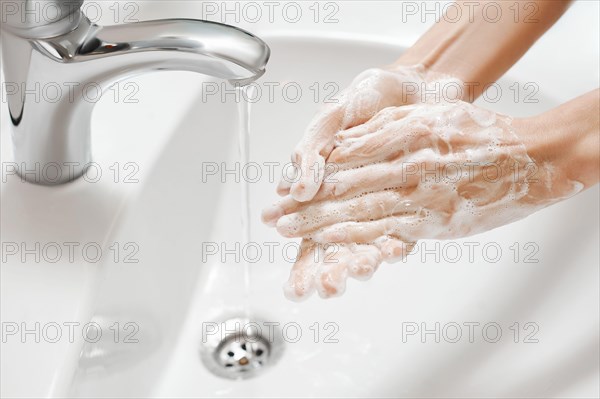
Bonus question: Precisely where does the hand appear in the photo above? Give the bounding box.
[267,101,584,300]
[278,64,460,203]
[283,239,384,301]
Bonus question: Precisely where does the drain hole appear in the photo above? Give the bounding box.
[200,317,284,380]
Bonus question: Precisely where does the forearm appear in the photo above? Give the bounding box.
[395,0,573,100]
[520,89,600,191]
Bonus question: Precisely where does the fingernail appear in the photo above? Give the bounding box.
[276,215,299,238]
[276,179,292,196]
[283,272,314,301]
[348,256,375,280]
[261,204,284,227]
[316,266,347,299]
[291,181,317,202]
[290,182,306,200]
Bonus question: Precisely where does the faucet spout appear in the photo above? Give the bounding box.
[73,17,270,83]
[2,12,270,185]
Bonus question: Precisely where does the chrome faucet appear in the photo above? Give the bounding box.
[1,0,270,184]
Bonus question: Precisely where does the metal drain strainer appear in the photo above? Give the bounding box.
[200,317,284,379]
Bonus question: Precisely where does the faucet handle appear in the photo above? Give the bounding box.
[1,0,83,38]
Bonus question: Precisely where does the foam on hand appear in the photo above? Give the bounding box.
[282,64,466,203]
[277,100,583,300]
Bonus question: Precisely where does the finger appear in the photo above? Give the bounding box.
[290,151,325,202]
[346,244,382,281]
[283,239,323,302]
[276,190,419,238]
[276,178,292,196]
[268,154,452,230]
[265,162,421,229]
[321,146,496,206]
[287,69,421,202]
[290,105,345,202]
[314,244,351,299]
[311,214,429,244]
[335,105,418,142]
[264,163,422,228]
[330,122,442,169]
[340,68,421,128]
[373,236,415,263]
[312,162,421,202]
[262,196,302,227]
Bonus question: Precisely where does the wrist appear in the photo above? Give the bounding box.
[512,115,559,166]
[392,15,489,101]
[531,90,598,188]
[394,1,573,102]
[512,105,596,202]
[392,39,479,103]
[510,116,569,203]
[385,61,470,104]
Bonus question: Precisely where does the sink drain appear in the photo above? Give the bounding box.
[200,316,284,379]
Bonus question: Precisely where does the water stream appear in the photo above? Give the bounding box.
[237,85,256,316]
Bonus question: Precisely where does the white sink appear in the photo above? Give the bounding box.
[2,2,599,398]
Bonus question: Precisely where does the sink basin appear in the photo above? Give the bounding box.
[25,35,596,397]
[2,5,599,397]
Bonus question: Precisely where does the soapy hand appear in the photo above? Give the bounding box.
[280,64,460,202]
[265,101,582,300]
